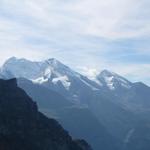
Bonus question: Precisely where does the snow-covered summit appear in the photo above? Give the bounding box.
[96,70,132,90]
[0,57,96,91]
[0,57,134,93]
[1,57,44,79]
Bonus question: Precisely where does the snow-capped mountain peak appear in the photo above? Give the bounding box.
[0,57,133,94]
[1,57,97,92]
[1,57,44,79]
[97,70,132,90]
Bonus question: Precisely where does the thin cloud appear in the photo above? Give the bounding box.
[0,0,149,85]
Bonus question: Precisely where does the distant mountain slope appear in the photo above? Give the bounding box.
[17,78,73,110]
[56,107,118,150]
[17,78,119,150]
[89,91,138,140]
[0,78,92,150]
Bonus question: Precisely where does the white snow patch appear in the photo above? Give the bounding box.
[44,68,52,78]
[52,76,71,90]
[32,77,48,84]
[104,76,115,90]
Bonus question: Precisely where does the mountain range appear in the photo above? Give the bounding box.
[0,57,150,150]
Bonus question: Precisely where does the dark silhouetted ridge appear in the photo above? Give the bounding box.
[0,78,92,150]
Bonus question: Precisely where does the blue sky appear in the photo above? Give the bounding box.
[0,0,150,85]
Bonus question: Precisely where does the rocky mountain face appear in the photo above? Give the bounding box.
[1,57,150,150]
[0,78,92,150]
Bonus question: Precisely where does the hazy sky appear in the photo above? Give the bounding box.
[0,0,150,85]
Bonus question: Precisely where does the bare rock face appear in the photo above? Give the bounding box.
[0,78,92,150]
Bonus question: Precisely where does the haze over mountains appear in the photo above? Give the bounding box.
[0,57,150,150]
